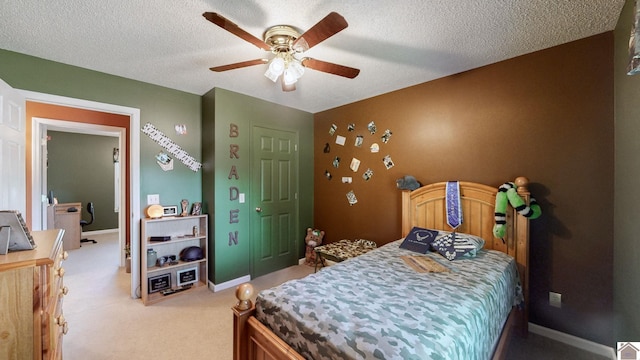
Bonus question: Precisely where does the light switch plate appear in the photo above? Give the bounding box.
[549,292,562,308]
[147,194,160,205]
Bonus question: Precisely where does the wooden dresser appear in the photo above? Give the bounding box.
[0,229,67,360]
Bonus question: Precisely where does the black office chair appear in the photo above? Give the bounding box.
[80,202,97,245]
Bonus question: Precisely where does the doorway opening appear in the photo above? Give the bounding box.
[42,122,122,247]
[23,91,141,299]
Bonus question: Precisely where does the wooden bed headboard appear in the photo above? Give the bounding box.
[401,176,531,328]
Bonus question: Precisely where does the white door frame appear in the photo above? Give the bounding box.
[21,90,141,299]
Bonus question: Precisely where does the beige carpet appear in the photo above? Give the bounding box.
[62,233,607,360]
[62,233,313,360]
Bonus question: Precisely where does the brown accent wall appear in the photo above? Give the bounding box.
[314,33,614,345]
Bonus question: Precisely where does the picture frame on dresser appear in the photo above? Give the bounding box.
[0,210,36,251]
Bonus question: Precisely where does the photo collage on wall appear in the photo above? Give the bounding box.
[325,121,394,206]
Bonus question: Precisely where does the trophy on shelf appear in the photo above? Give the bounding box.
[180,199,189,217]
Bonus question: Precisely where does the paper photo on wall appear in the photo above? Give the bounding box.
[156,151,174,171]
[333,156,341,168]
[335,135,346,146]
[350,158,361,172]
[175,124,187,135]
[346,190,358,206]
[355,135,364,147]
[381,129,392,143]
[368,121,377,135]
[628,0,640,75]
[383,155,395,170]
[329,124,337,135]
[363,168,374,181]
[348,123,355,131]
[370,143,380,153]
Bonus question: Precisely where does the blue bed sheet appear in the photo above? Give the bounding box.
[256,239,522,360]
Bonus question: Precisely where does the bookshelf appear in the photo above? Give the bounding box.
[140,215,208,305]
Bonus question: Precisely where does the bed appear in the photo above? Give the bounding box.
[232,177,531,360]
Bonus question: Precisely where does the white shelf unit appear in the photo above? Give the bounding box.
[140,215,208,305]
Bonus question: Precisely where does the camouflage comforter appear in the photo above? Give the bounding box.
[256,239,522,360]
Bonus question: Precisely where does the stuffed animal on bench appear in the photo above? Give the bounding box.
[304,228,325,266]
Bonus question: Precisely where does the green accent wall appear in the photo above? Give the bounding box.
[47,131,118,230]
[202,88,314,284]
[0,49,313,287]
[0,48,202,218]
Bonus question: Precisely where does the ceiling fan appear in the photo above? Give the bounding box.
[203,11,360,92]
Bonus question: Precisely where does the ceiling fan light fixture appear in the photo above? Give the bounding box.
[205,12,359,92]
[283,68,298,85]
[264,57,285,82]
[264,68,279,82]
[289,60,305,79]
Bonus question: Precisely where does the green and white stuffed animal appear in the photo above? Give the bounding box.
[493,182,541,239]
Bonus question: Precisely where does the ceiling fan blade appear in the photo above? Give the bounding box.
[292,12,348,52]
[210,59,268,72]
[203,12,271,51]
[301,58,360,79]
[281,77,296,92]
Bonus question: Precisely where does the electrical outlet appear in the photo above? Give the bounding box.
[147,194,160,205]
[549,292,562,308]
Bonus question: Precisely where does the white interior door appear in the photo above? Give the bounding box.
[0,79,26,214]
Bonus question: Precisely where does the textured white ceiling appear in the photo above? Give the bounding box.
[0,0,625,113]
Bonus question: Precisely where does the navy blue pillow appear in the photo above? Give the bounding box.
[399,227,439,254]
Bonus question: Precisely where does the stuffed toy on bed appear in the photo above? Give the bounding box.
[493,182,541,239]
[304,228,325,266]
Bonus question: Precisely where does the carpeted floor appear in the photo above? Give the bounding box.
[61,233,609,360]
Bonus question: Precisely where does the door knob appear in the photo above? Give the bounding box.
[255,207,262,212]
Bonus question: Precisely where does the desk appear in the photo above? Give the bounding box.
[47,203,81,250]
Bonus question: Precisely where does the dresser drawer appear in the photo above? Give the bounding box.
[0,230,64,360]
[44,296,66,360]
[45,250,67,311]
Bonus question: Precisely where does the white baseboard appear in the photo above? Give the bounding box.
[81,228,119,236]
[209,275,251,292]
[529,323,616,360]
